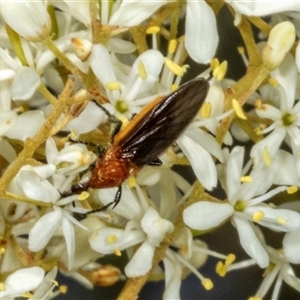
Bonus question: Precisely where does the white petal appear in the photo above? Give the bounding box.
[271,53,297,111]
[185,128,224,162]
[18,170,60,203]
[109,1,168,27]
[136,167,161,186]
[283,230,300,264]
[61,217,75,269]
[51,2,90,27]
[185,0,218,63]
[34,267,58,300]
[6,110,45,141]
[163,251,182,300]
[178,135,217,191]
[89,44,117,86]
[0,267,44,298]
[0,48,20,70]
[273,150,300,186]
[97,186,144,220]
[0,1,50,38]
[183,202,233,230]
[226,146,244,201]
[11,67,40,100]
[89,226,146,254]
[250,127,286,164]
[0,139,17,162]
[108,38,136,54]
[122,50,164,101]
[228,1,300,16]
[255,104,282,120]
[0,69,16,81]
[67,101,106,134]
[233,216,269,268]
[46,138,59,165]
[125,241,155,277]
[0,111,17,136]
[296,43,300,73]
[28,208,63,251]
[246,206,300,232]
[141,207,174,246]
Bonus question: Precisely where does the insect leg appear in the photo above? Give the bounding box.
[85,186,122,214]
[92,100,122,140]
[60,181,90,197]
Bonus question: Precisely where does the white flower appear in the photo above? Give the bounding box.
[10,161,89,269]
[0,0,51,40]
[183,146,300,268]
[89,168,194,277]
[90,203,174,277]
[251,54,300,173]
[0,48,41,100]
[0,267,45,299]
[283,227,300,264]
[46,138,97,176]
[90,44,164,117]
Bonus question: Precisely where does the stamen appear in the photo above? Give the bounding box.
[216,261,227,277]
[106,82,121,91]
[232,99,247,120]
[240,176,252,183]
[252,211,265,222]
[107,235,117,244]
[213,60,228,81]
[138,61,147,79]
[174,252,213,290]
[268,78,279,87]
[171,84,179,92]
[128,176,136,188]
[200,102,212,118]
[225,254,236,265]
[263,147,272,167]
[287,186,298,194]
[237,46,244,54]
[59,285,68,294]
[22,292,33,298]
[168,39,177,54]
[210,58,219,69]
[50,279,59,286]
[201,278,214,290]
[0,283,5,291]
[164,57,184,76]
[146,26,160,34]
[276,217,287,225]
[114,248,121,256]
[78,191,89,201]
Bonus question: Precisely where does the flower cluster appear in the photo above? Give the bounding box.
[0,1,300,299]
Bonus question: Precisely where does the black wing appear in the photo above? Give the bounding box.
[116,78,209,166]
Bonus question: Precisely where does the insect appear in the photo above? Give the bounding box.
[64,77,209,211]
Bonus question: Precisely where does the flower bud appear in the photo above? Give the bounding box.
[89,265,121,286]
[71,38,93,62]
[262,21,295,70]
